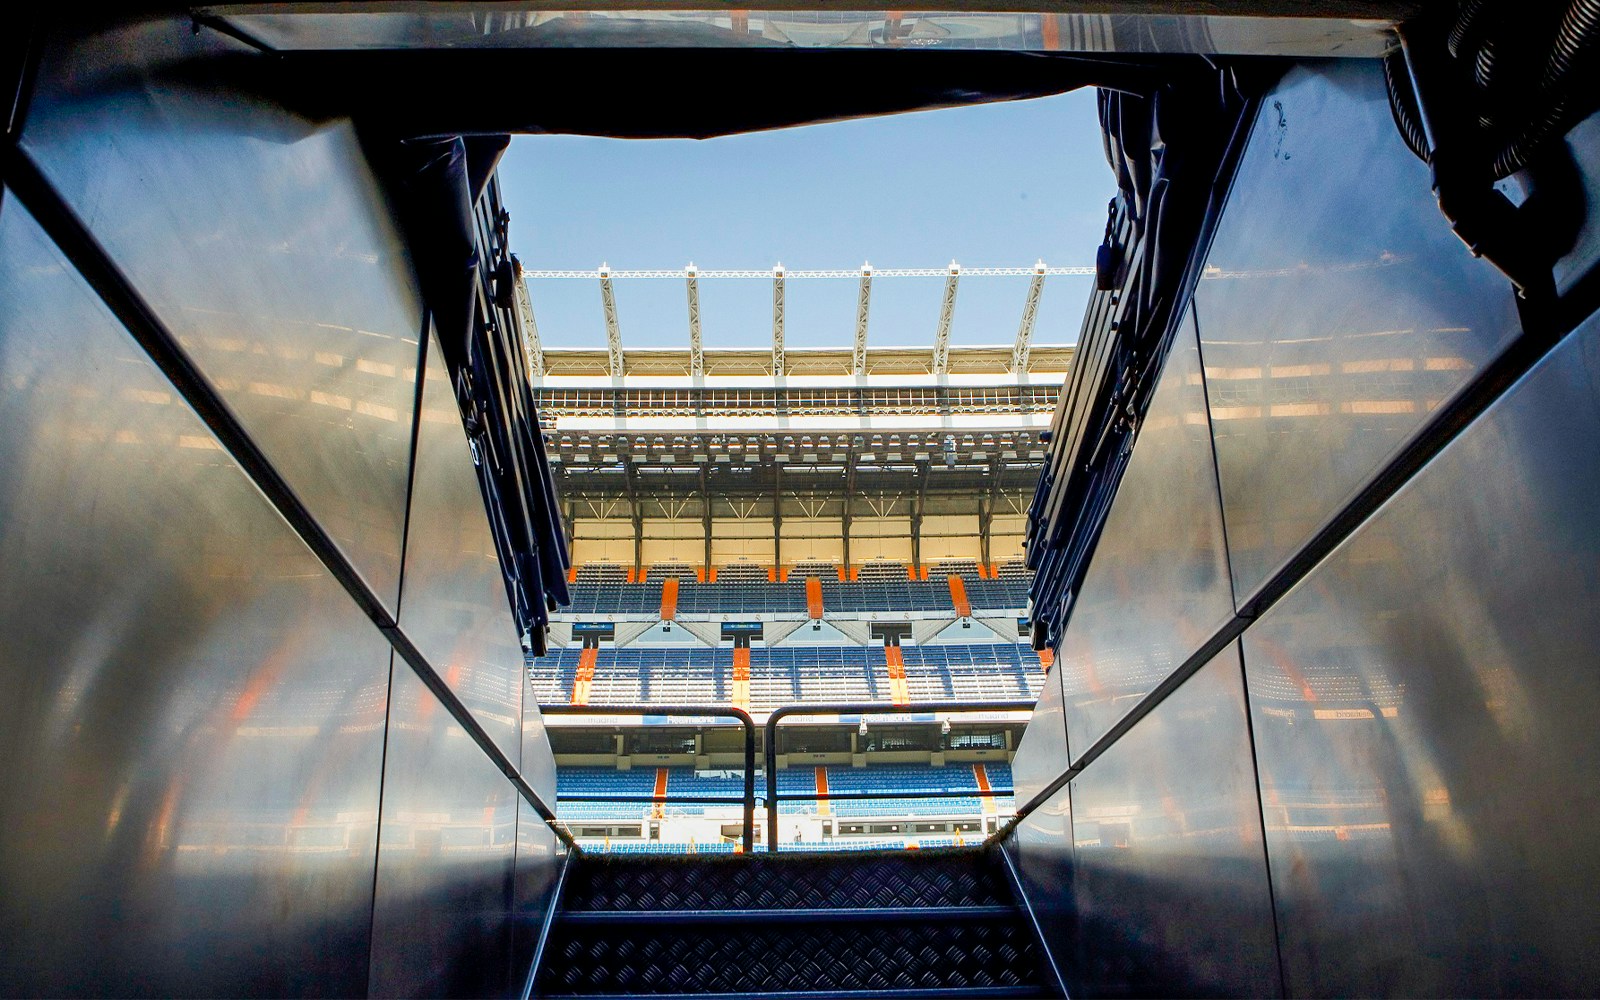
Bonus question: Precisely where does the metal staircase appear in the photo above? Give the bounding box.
[536,847,1057,998]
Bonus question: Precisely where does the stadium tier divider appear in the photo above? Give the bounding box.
[528,643,1044,708]
[554,763,1016,821]
[558,559,1033,616]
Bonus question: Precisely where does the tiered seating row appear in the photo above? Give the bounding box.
[530,644,1047,707]
[561,562,1033,615]
[555,763,1016,821]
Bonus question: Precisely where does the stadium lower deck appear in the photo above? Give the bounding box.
[540,560,1038,852]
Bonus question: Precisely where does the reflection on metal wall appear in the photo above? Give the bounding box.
[1010,655,1068,808]
[1194,61,1520,600]
[1009,57,1600,999]
[512,798,564,995]
[401,329,524,762]
[1065,644,1278,997]
[369,667,520,999]
[1,16,564,995]
[1057,308,1233,756]
[21,20,424,612]
[0,200,390,996]
[1245,312,1600,996]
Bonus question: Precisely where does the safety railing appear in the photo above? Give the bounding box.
[539,704,757,850]
[763,701,1036,852]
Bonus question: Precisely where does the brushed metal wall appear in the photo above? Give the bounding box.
[1065,643,1279,997]
[1009,57,1600,998]
[1,17,564,996]
[1244,312,1600,997]
[0,198,391,996]
[1056,308,1234,758]
[1010,654,1069,807]
[368,666,522,999]
[20,18,424,612]
[401,330,526,763]
[1193,61,1521,601]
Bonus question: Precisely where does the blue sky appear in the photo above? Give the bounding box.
[499,89,1113,351]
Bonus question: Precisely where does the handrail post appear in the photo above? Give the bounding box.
[540,703,758,853]
[764,708,784,852]
[762,700,1033,853]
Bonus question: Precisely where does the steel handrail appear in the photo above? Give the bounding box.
[763,700,1036,851]
[540,704,757,848]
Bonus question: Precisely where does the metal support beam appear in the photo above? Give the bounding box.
[910,458,931,575]
[686,263,704,377]
[599,263,624,378]
[513,259,545,379]
[842,446,857,573]
[772,463,783,572]
[1013,259,1046,373]
[932,261,959,376]
[623,457,643,574]
[853,262,872,376]
[699,466,713,574]
[979,457,1002,569]
[772,264,786,377]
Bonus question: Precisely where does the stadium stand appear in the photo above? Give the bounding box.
[556,763,1014,825]
[531,643,1045,707]
[560,560,1034,617]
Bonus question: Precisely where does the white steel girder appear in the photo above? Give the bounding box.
[599,263,623,378]
[853,262,872,376]
[1013,260,1047,373]
[932,261,960,375]
[686,263,703,376]
[772,264,786,376]
[513,265,545,378]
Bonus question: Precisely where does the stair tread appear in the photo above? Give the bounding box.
[538,847,1049,998]
[539,918,1042,997]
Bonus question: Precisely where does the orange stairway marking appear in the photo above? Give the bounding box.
[805,576,824,619]
[571,646,598,705]
[884,645,910,705]
[974,763,997,816]
[815,766,831,817]
[731,647,751,712]
[567,565,579,584]
[906,564,918,581]
[768,567,779,582]
[652,767,668,820]
[660,577,679,620]
[948,574,972,617]
[1038,648,1054,671]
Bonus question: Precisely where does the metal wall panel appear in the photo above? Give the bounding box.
[1067,643,1279,997]
[511,659,562,990]
[1194,60,1520,600]
[19,17,422,611]
[399,330,524,762]
[511,798,564,994]
[0,199,391,997]
[1243,312,1600,997]
[1010,654,1069,808]
[1057,309,1233,758]
[369,665,519,999]
[1008,770,1074,994]
[520,674,559,812]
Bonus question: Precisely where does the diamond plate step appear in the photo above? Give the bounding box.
[537,847,1053,998]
